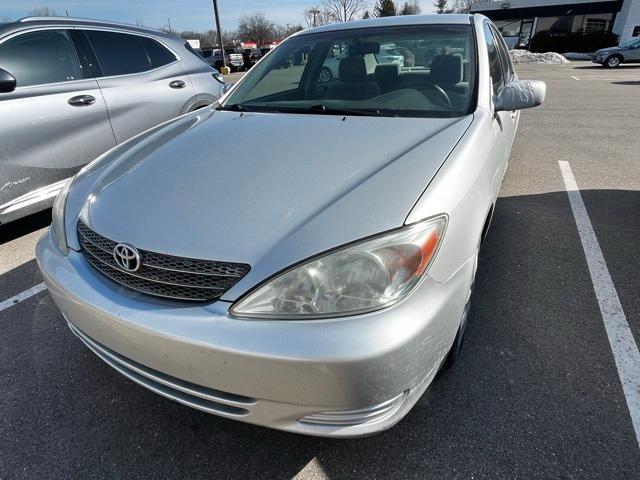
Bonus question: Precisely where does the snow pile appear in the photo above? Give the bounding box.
[510,50,569,64]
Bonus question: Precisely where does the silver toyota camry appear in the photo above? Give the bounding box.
[37,14,545,437]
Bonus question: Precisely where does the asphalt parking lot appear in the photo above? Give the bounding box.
[1,61,639,479]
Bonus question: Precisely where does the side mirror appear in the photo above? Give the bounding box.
[494,79,546,112]
[0,67,16,93]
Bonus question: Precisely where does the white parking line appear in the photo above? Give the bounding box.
[0,282,47,313]
[559,161,640,448]
[571,75,580,81]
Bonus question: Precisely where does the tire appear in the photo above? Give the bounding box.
[605,55,622,68]
[319,67,333,83]
[440,253,478,372]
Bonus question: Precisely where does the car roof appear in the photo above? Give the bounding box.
[0,16,175,40]
[295,13,473,37]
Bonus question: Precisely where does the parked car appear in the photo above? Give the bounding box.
[0,17,226,225]
[208,48,244,72]
[37,14,545,437]
[243,48,262,70]
[319,44,405,82]
[593,37,640,67]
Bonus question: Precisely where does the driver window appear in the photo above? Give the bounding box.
[484,22,505,93]
[491,25,515,83]
[0,29,82,87]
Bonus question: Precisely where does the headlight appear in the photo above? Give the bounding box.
[230,216,447,319]
[51,177,74,255]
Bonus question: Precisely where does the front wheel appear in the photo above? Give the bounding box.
[441,253,478,372]
[605,55,621,68]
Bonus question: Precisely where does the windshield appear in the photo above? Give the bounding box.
[619,39,640,48]
[222,24,476,118]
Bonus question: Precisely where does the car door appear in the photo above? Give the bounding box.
[627,40,640,61]
[0,28,116,220]
[483,21,515,199]
[80,29,195,143]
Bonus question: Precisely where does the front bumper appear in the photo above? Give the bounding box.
[36,230,473,437]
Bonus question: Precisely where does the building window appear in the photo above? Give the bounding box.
[494,19,522,38]
[585,19,607,33]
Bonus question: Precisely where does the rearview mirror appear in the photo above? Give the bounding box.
[494,79,546,112]
[0,67,16,93]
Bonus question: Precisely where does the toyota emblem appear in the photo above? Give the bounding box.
[113,243,141,272]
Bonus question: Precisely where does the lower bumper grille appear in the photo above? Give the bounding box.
[67,321,255,416]
[77,220,250,302]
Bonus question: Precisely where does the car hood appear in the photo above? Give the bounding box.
[78,108,472,300]
[596,47,620,54]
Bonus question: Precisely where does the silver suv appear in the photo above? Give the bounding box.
[0,17,226,224]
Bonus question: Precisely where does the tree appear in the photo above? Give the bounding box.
[434,0,450,14]
[28,7,59,16]
[275,24,304,41]
[323,0,367,22]
[374,0,397,17]
[303,6,335,27]
[237,13,275,47]
[451,0,473,13]
[400,1,421,15]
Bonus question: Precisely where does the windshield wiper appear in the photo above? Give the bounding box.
[308,104,381,117]
[216,103,247,112]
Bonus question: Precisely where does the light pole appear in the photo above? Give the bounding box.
[310,8,320,27]
[212,0,228,73]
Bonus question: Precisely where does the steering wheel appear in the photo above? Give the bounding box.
[420,84,452,109]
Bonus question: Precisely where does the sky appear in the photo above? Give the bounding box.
[0,0,437,32]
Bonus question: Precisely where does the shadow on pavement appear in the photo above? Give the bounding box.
[574,64,640,70]
[612,80,640,85]
[1,190,639,479]
[0,208,51,245]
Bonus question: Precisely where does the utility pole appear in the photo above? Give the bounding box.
[310,8,320,27]
[167,17,172,34]
[212,0,228,73]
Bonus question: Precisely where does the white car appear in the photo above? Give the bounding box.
[320,44,405,82]
[38,14,545,438]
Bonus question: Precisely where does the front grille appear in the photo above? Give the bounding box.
[77,220,250,302]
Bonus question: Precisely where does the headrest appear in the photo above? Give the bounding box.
[339,56,368,83]
[374,63,401,81]
[430,54,463,85]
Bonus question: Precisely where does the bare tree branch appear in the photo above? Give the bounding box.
[28,6,59,17]
[237,12,276,47]
[323,0,368,23]
[303,6,337,27]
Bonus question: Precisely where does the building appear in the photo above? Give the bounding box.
[470,0,640,49]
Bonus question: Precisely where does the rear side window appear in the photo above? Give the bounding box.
[483,22,504,93]
[0,29,82,87]
[84,30,176,76]
[184,42,209,64]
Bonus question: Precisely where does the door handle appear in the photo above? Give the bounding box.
[68,95,96,107]
[169,80,186,89]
